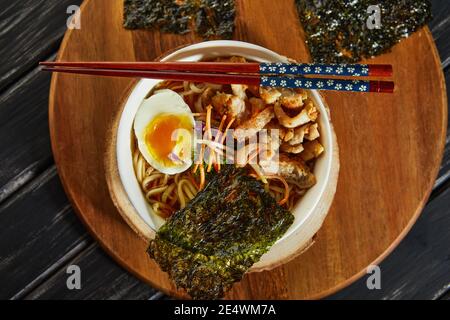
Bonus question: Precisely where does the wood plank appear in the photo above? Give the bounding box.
[0,0,159,298]
[439,289,450,300]
[25,243,158,300]
[0,164,161,300]
[0,167,89,299]
[0,0,83,92]
[0,66,55,203]
[11,239,90,300]
[430,0,450,68]
[434,67,450,189]
[0,0,162,299]
[328,182,450,300]
[427,0,450,189]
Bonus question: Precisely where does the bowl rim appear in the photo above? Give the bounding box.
[110,40,340,271]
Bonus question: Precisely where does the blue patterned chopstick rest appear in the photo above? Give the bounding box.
[260,76,370,92]
[259,63,370,77]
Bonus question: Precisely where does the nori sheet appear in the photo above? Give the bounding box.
[124,0,235,39]
[296,0,432,63]
[148,165,294,299]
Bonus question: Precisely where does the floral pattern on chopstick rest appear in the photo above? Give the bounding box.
[259,63,370,77]
[260,76,370,92]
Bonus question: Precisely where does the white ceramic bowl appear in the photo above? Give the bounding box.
[115,40,339,271]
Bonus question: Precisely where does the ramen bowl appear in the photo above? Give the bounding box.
[106,40,340,272]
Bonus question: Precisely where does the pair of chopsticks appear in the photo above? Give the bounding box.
[40,61,394,93]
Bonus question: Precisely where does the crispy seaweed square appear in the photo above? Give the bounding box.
[148,166,294,299]
[123,0,235,39]
[296,0,432,63]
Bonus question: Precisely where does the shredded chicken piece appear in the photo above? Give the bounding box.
[230,56,247,63]
[288,125,306,145]
[277,154,316,188]
[247,85,260,97]
[259,134,281,174]
[274,100,318,128]
[231,84,248,101]
[234,107,275,140]
[215,56,247,63]
[211,93,246,120]
[197,87,222,113]
[301,140,324,162]
[249,97,266,115]
[305,123,320,141]
[283,128,294,142]
[287,122,320,145]
[260,87,282,104]
[266,121,288,141]
[281,142,304,154]
[235,131,280,168]
[280,89,307,109]
[260,131,281,154]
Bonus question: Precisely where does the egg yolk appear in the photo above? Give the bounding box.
[145,113,193,167]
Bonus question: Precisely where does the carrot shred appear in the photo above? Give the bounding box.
[188,173,199,190]
[205,105,215,173]
[198,144,206,190]
[267,175,290,206]
[199,165,205,190]
[215,114,228,171]
[220,117,235,144]
[205,105,213,140]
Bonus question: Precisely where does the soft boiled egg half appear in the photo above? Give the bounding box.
[134,89,195,175]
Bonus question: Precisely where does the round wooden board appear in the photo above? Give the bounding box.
[49,0,447,299]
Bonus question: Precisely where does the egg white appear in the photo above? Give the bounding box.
[134,89,195,175]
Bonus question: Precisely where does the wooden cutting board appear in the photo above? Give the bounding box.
[49,0,447,299]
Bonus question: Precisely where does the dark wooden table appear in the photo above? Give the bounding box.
[0,0,448,300]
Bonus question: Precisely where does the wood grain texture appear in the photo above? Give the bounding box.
[0,0,83,92]
[434,67,450,189]
[440,289,450,300]
[429,0,450,189]
[328,182,450,300]
[0,167,88,299]
[25,243,157,300]
[0,67,54,203]
[430,0,450,69]
[47,0,447,299]
[0,0,165,300]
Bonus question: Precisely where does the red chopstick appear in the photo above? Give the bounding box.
[40,61,392,77]
[41,61,259,75]
[41,66,262,86]
[41,62,394,93]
